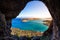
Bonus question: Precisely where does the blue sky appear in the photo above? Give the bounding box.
[17,1,52,18]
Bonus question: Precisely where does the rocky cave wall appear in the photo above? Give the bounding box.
[0,0,31,40]
[0,0,60,40]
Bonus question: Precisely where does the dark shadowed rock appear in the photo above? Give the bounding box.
[0,0,31,40]
[0,0,30,20]
[43,21,53,36]
[31,36,40,40]
[42,0,60,40]
[0,0,60,40]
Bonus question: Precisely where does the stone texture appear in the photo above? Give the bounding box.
[42,0,60,40]
[0,0,60,40]
[0,0,30,40]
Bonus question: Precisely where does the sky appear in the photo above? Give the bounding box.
[16,1,52,19]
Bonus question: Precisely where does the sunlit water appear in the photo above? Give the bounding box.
[12,18,48,32]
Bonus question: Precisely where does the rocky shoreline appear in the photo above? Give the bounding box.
[11,28,43,37]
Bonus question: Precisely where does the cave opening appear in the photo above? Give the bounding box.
[11,1,52,37]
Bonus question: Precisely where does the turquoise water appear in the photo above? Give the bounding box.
[12,18,48,32]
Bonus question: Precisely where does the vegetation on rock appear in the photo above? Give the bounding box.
[11,28,43,37]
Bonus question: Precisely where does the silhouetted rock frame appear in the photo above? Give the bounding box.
[42,0,60,40]
[0,0,30,40]
[0,0,60,40]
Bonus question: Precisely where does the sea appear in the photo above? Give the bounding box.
[12,18,49,32]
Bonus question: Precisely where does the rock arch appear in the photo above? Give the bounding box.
[0,0,60,40]
[0,0,31,39]
[42,0,60,40]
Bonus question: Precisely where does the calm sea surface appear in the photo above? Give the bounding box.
[12,18,48,32]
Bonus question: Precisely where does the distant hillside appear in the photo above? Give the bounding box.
[21,18,52,26]
[43,20,52,26]
[11,28,43,37]
[21,18,52,20]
